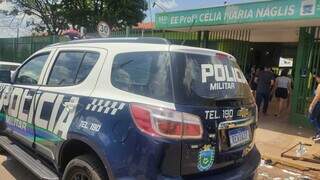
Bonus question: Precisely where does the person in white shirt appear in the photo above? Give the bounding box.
[274,69,292,117]
[309,73,320,141]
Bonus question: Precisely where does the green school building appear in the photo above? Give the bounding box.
[155,0,320,126]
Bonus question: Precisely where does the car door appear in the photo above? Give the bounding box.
[5,51,53,148]
[35,47,106,160]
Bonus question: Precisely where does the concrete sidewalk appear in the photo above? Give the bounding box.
[255,109,320,175]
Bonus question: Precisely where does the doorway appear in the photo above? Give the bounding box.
[248,43,297,76]
[247,43,298,118]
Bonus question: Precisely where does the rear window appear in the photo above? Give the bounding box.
[171,52,252,105]
[111,51,173,102]
[111,51,251,105]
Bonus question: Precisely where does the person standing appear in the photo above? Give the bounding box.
[308,73,320,141]
[250,67,260,98]
[255,66,275,115]
[274,69,292,117]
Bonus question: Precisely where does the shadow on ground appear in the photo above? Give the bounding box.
[0,151,38,180]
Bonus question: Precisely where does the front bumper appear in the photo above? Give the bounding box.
[158,145,260,180]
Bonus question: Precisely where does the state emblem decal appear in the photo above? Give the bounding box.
[197,145,215,172]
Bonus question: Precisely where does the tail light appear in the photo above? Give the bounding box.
[130,103,203,140]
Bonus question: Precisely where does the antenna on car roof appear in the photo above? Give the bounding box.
[181,19,196,46]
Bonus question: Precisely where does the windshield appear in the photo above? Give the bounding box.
[171,52,252,106]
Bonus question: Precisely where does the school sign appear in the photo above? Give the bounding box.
[155,0,320,29]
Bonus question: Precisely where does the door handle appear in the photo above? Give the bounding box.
[3,89,11,99]
[25,95,33,100]
[63,102,77,112]
[3,92,9,98]
[3,87,11,97]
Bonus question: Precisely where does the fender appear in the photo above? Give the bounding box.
[59,132,115,180]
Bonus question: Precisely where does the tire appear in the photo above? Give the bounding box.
[62,154,107,180]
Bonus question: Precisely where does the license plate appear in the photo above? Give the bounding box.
[228,128,250,147]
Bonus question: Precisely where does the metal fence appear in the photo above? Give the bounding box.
[207,30,251,72]
[0,36,67,63]
[0,29,251,73]
[0,29,203,63]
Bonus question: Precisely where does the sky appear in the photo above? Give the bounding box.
[0,0,271,37]
[0,1,35,38]
[146,0,271,22]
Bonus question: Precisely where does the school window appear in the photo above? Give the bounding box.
[47,51,99,86]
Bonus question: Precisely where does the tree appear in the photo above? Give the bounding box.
[7,0,148,35]
[60,0,148,32]
[12,0,67,35]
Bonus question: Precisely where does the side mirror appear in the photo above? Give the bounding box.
[0,70,12,83]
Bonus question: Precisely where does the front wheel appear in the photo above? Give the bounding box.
[62,154,107,180]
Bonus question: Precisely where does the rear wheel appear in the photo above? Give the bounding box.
[62,154,107,180]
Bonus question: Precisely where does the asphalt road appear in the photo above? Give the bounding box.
[0,153,317,180]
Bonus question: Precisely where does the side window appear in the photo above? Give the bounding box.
[47,51,99,86]
[15,53,50,85]
[111,52,173,102]
[75,53,100,84]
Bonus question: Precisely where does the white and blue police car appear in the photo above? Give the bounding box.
[0,38,260,180]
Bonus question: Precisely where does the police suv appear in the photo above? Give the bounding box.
[0,38,260,180]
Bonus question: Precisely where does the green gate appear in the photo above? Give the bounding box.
[291,27,320,126]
